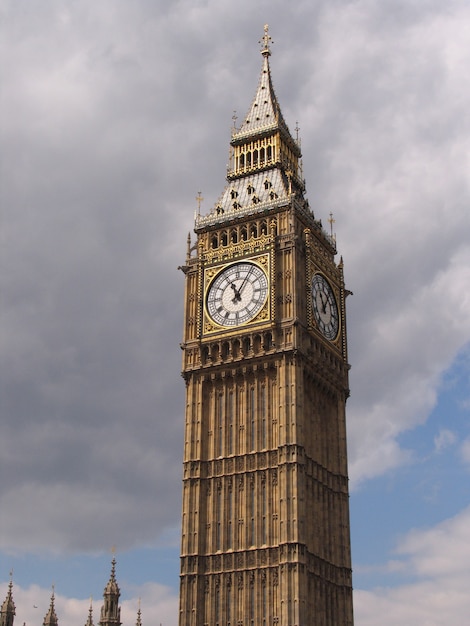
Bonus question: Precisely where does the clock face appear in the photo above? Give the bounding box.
[311,274,339,340]
[206,261,268,327]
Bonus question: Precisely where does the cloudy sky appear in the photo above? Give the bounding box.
[1,0,470,624]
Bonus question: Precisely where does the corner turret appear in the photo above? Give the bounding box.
[99,559,121,626]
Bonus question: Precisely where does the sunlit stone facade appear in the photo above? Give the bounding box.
[179,26,354,626]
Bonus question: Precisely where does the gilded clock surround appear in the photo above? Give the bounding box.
[204,254,271,333]
[179,26,354,626]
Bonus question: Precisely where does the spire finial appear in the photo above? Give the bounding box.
[260,24,272,57]
[195,192,204,214]
[328,212,336,240]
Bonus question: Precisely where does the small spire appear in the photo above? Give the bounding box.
[99,557,121,626]
[1,574,16,626]
[260,24,272,57]
[85,598,94,626]
[135,599,141,626]
[43,587,58,626]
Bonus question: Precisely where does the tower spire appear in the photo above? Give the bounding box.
[0,574,16,626]
[197,26,305,227]
[42,587,58,626]
[135,599,142,626]
[234,25,290,141]
[84,598,94,626]
[99,558,121,626]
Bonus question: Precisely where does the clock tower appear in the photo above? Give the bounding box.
[179,26,354,626]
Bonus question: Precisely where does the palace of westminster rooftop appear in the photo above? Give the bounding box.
[1,559,139,626]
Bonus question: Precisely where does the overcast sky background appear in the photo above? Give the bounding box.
[1,1,470,625]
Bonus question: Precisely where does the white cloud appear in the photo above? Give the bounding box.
[0,582,179,626]
[434,429,456,453]
[355,506,470,625]
[460,437,470,466]
[319,4,470,485]
[397,506,470,578]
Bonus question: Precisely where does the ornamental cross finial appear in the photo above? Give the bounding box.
[260,24,272,56]
[196,191,204,213]
[328,212,336,238]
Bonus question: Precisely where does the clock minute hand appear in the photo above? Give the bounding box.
[237,266,255,297]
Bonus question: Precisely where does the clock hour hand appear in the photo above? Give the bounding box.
[319,292,328,314]
[231,283,241,303]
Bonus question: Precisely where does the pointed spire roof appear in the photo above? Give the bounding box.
[0,576,16,626]
[99,558,121,626]
[232,24,295,148]
[135,599,141,626]
[195,25,310,230]
[84,599,94,626]
[103,558,120,597]
[42,588,58,626]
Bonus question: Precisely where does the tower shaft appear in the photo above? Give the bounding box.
[178,26,353,626]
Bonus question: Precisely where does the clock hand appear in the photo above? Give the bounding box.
[319,292,328,314]
[237,266,255,297]
[231,283,241,303]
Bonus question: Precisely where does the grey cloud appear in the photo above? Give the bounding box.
[1,0,470,557]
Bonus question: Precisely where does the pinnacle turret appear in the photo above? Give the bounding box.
[135,600,141,626]
[0,577,16,626]
[84,599,94,626]
[42,589,58,626]
[1,559,129,626]
[99,559,121,626]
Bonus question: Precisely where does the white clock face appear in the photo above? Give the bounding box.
[312,274,339,340]
[206,262,268,327]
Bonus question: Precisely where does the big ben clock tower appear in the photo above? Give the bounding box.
[178,26,354,626]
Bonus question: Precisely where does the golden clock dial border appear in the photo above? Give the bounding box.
[203,254,271,335]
